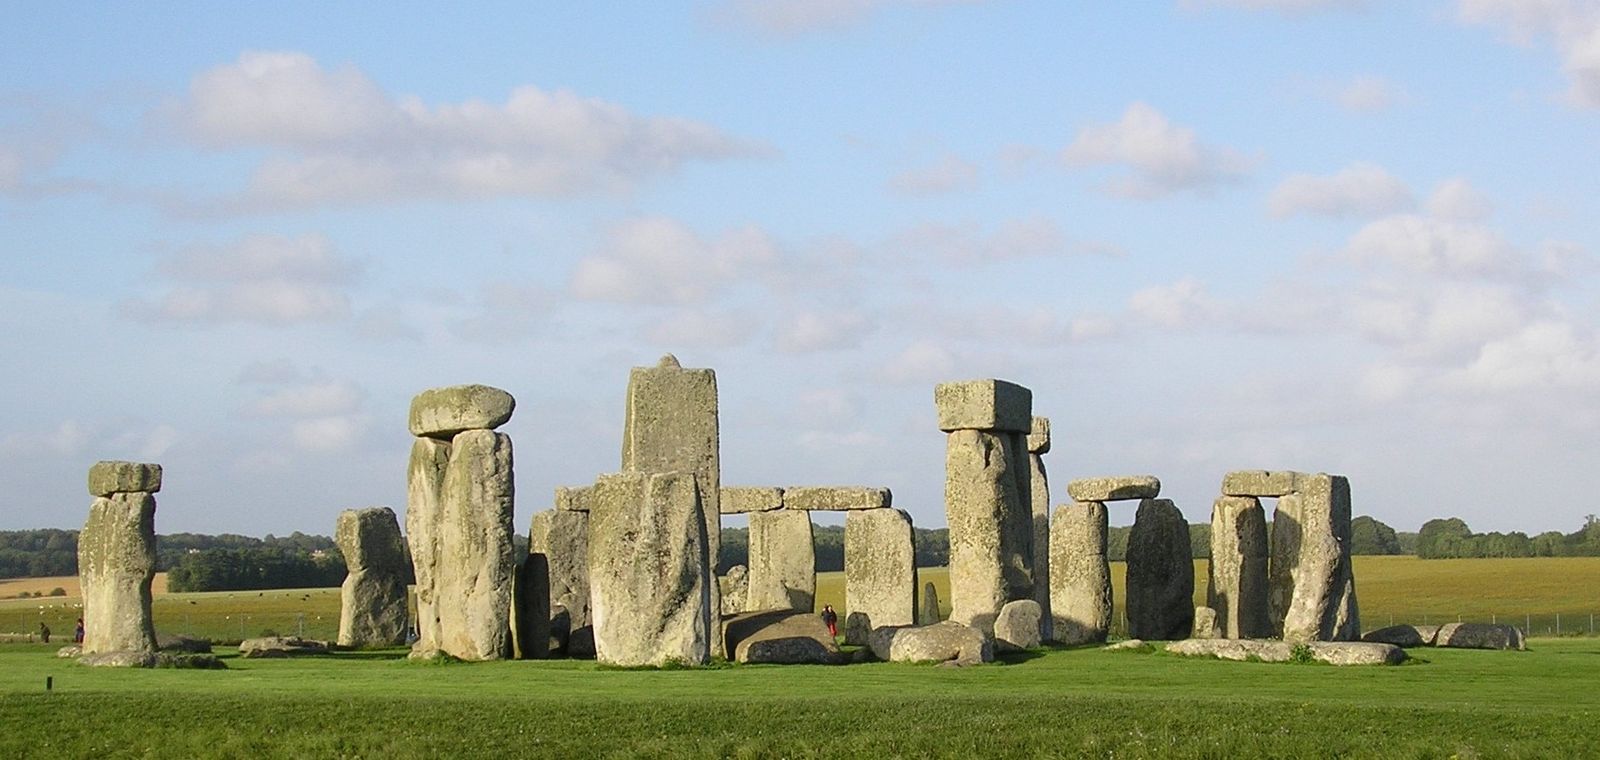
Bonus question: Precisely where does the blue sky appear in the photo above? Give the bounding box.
[4,0,1599,538]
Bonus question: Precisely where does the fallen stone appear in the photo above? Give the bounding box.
[335,506,409,648]
[1065,476,1160,502]
[156,634,212,653]
[1192,606,1220,639]
[1025,415,1051,454]
[87,461,162,496]
[1126,498,1194,640]
[78,650,157,668]
[1165,638,1405,665]
[1222,470,1304,498]
[1050,501,1112,645]
[935,379,1033,433]
[554,486,592,512]
[78,491,158,655]
[994,599,1042,652]
[56,645,81,658]
[1208,495,1271,639]
[868,621,993,665]
[1103,639,1147,651]
[746,509,816,612]
[944,428,1033,635]
[408,384,515,439]
[1436,622,1525,650]
[844,508,917,645]
[783,486,891,511]
[722,609,842,664]
[920,581,942,625]
[720,486,784,514]
[1362,624,1429,647]
[239,636,331,658]
[720,565,749,615]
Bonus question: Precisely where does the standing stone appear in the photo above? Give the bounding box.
[844,508,917,645]
[1026,416,1052,642]
[1279,474,1359,642]
[334,507,408,647]
[994,599,1043,652]
[1192,606,1220,639]
[1126,498,1194,640]
[529,509,591,656]
[511,551,550,659]
[79,465,159,656]
[746,509,816,612]
[1049,501,1112,644]
[621,354,722,655]
[920,581,942,625]
[434,429,516,660]
[406,436,451,653]
[588,471,711,667]
[1208,495,1270,639]
[721,565,749,615]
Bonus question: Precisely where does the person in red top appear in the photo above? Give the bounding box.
[821,605,838,638]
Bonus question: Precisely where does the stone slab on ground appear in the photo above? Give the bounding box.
[1436,622,1525,650]
[1361,624,1437,648]
[721,609,842,664]
[868,621,993,665]
[238,636,331,658]
[1164,638,1405,665]
[994,599,1042,652]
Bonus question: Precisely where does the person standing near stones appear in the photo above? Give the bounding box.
[74,618,85,643]
[821,605,838,639]
[38,622,50,644]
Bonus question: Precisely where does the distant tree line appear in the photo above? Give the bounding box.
[1415,515,1600,559]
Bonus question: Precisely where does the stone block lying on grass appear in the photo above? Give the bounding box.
[1164,638,1406,665]
[78,650,226,668]
[722,609,842,665]
[1361,624,1440,648]
[239,636,331,658]
[868,621,993,665]
[1436,622,1525,651]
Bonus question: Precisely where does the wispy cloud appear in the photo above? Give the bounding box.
[1063,102,1254,197]
[123,233,361,325]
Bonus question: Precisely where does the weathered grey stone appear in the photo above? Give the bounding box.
[405,436,451,654]
[1208,495,1271,639]
[1050,501,1112,645]
[1415,624,1441,645]
[1436,622,1525,650]
[783,486,891,511]
[238,636,330,658]
[746,509,816,612]
[529,509,590,657]
[868,621,993,665]
[722,609,842,664]
[1025,415,1050,454]
[720,486,784,514]
[944,428,1033,635]
[935,379,1032,433]
[1222,470,1304,498]
[335,507,409,648]
[1362,624,1431,648]
[434,429,516,661]
[919,581,942,625]
[408,384,515,439]
[1104,639,1147,651]
[588,471,711,667]
[78,650,158,668]
[1027,426,1051,641]
[78,492,157,656]
[56,645,81,658]
[87,461,162,496]
[844,508,917,645]
[720,565,748,615]
[511,551,551,659]
[995,599,1042,652]
[620,355,721,655]
[1065,476,1160,502]
[1165,638,1405,665]
[1192,606,1219,639]
[1275,474,1359,643]
[156,634,211,653]
[1126,498,1194,640]
[554,486,592,512]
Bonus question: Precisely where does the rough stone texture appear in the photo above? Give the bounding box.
[746,509,816,612]
[868,621,993,665]
[1208,495,1271,639]
[1065,476,1161,502]
[1104,639,1147,651]
[1049,501,1113,645]
[588,471,711,667]
[721,486,784,514]
[1362,624,1432,648]
[945,428,1033,635]
[511,552,551,659]
[408,384,515,439]
[920,581,942,625]
[78,650,158,668]
[935,379,1033,433]
[1027,430,1052,642]
[405,436,451,654]
[620,354,721,656]
[554,486,592,512]
[529,509,590,656]
[435,429,517,660]
[87,461,162,496]
[238,636,331,658]
[844,507,917,646]
[1165,638,1405,665]
[1436,622,1525,650]
[156,634,211,653]
[1222,470,1304,498]
[1026,415,1050,454]
[334,507,409,648]
[783,486,892,511]
[78,491,158,656]
[722,610,842,664]
[1192,606,1220,639]
[1126,498,1194,640]
[720,565,749,615]
[1274,474,1360,643]
[995,599,1043,651]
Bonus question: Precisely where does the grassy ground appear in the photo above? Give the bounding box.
[0,639,1594,757]
[6,556,1600,643]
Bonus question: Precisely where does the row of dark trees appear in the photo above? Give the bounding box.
[1416,515,1600,558]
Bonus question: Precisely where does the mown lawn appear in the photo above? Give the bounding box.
[0,639,1595,757]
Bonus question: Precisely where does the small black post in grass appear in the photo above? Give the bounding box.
[46,676,52,692]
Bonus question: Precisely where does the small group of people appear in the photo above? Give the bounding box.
[37,618,85,644]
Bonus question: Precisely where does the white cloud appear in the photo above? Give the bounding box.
[290,416,365,452]
[1426,177,1494,221]
[240,371,368,453]
[1460,0,1600,107]
[1268,162,1414,218]
[886,153,979,195]
[1128,278,1219,328]
[712,0,986,36]
[880,340,957,385]
[1337,76,1405,112]
[1449,319,1600,391]
[774,309,875,352]
[1342,214,1527,278]
[166,51,763,208]
[570,216,781,306]
[886,216,1121,263]
[124,233,358,325]
[450,283,559,344]
[1063,102,1253,197]
[643,308,762,349]
[247,379,365,418]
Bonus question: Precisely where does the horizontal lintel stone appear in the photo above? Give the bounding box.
[88,460,163,496]
[1221,470,1306,497]
[720,487,785,514]
[1065,476,1160,502]
[935,379,1032,433]
[783,486,891,511]
[408,384,516,439]
[555,486,592,512]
